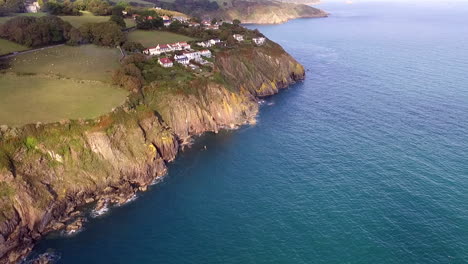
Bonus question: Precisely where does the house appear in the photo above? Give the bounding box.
[252,37,266,46]
[158,58,173,68]
[233,34,244,42]
[172,42,191,50]
[164,21,172,27]
[196,41,210,48]
[201,20,211,26]
[188,22,200,27]
[174,55,190,65]
[132,14,140,20]
[183,51,201,60]
[25,0,40,13]
[199,50,212,58]
[173,16,188,22]
[161,16,171,21]
[143,44,173,55]
[204,25,219,30]
[209,39,221,45]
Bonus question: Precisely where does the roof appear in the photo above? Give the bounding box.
[159,58,172,64]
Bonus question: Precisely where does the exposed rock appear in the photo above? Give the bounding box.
[0,41,305,263]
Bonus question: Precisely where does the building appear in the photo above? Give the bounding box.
[196,41,211,48]
[210,39,221,45]
[199,50,212,58]
[252,37,266,46]
[164,21,172,27]
[173,16,188,22]
[158,58,173,68]
[183,51,201,60]
[143,44,172,55]
[204,25,219,30]
[25,0,40,13]
[188,22,200,27]
[233,34,244,42]
[174,55,190,65]
[172,42,191,50]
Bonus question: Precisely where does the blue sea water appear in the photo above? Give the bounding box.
[33,1,468,263]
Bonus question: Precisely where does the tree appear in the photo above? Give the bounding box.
[79,21,126,47]
[168,20,183,31]
[233,19,241,26]
[86,0,111,15]
[0,16,74,47]
[122,41,144,53]
[0,0,24,13]
[110,14,125,28]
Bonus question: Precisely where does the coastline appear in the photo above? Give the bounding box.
[0,41,305,263]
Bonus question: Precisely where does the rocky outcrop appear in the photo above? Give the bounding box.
[0,41,305,263]
[215,0,328,24]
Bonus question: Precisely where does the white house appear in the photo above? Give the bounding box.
[174,55,190,65]
[143,44,173,55]
[196,41,211,48]
[173,16,188,22]
[183,51,201,60]
[188,22,200,27]
[199,50,212,58]
[158,58,173,68]
[252,37,266,46]
[25,0,40,13]
[233,34,244,42]
[172,42,191,50]
[209,39,221,45]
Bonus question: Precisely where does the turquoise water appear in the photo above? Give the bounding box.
[33,2,468,263]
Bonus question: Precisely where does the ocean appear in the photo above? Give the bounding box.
[32,1,468,263]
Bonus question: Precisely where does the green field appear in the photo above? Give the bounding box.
[0,74,127,126]
[110,0,153,6]
[127,30,195,47]
[60,11,136,28]
[0,12,136,28]
[6,45,121,82]
[0,38,29,56]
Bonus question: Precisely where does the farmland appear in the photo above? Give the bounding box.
[0,74,127,127]
[0,11,136,28]
[59,11,136,28]
[0,44,128,126]
[6,45,121,82]
[128,30,195,47]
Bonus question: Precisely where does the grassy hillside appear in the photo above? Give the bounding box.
[59,11,136,28]
[0,45,127,126]
[6,45,121,82]
[0,39,29,56]
[0,74,127,126]
[109,0,154,6]
[0,11,136,28]
[127,30,195,47]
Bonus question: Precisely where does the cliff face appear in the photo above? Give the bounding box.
[216,0,328,24]
[0,42,305,263]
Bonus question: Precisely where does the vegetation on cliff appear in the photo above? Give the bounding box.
[0,36,304,263]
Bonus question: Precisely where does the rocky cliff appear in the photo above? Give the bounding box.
[0,41,305,263]
[215,0,328,24]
